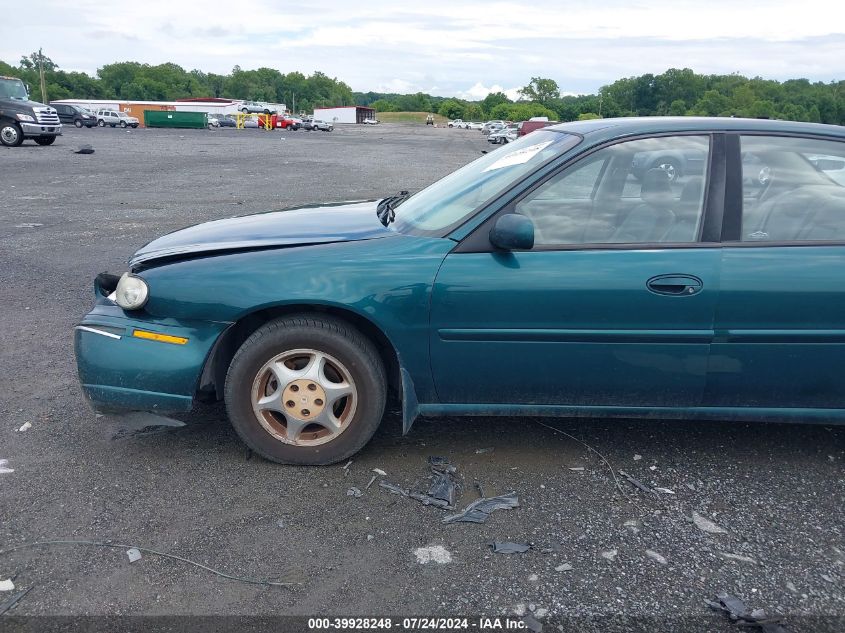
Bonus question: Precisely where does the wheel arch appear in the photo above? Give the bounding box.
[198,303,403,408]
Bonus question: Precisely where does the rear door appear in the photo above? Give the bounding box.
[706,134,845,409]
[430,133,724,408]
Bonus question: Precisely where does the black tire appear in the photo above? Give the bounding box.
[225,315,386,465]
[0,121,24,147]
[120,121,127,128]
[34,136,56,146]
[97,120,105,127]
[241,108,249,114]
[74,119,83,128]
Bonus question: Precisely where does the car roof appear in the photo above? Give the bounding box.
[548,116,845,141]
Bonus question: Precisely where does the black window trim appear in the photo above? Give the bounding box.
[454,131,725,254]
[722,130,845,248]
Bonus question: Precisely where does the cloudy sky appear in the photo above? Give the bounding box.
[2,0,843,98]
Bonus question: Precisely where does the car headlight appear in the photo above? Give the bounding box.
[16,114,35,122]
[114,273,149,310]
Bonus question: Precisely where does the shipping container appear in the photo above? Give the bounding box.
[144,110,208,129]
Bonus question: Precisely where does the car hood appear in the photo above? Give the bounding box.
[130,200,396,267]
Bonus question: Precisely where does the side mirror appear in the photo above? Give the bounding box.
[489,214,534,251]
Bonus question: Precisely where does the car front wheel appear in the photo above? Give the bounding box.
[225,315,386,465]
[0,121,23,147]
[97,120,105,127]
[74,119,83,128]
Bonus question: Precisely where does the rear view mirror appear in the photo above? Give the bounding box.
[489,214,534,250]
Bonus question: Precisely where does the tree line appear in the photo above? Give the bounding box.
[3,53,843,125]
[362,69,845,125]
[2,52,355,114]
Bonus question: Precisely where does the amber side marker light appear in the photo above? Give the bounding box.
[133,329,189,345]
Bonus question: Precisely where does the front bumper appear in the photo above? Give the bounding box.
[21,121,62,137]
[75,304,229,414]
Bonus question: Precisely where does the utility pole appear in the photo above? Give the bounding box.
[38,48,47,103]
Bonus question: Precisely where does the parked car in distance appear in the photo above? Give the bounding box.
[207,115,219,128]
[74,117,845,466]
[482,120,505,134]
[466,121,484,130]
[517,118,557,136]
[240,101,276,114]
[278,115,300,130]
[426,114,434,125]
[116,111,139,128]
[218,115,237,128]
[312,119,333,131]
[488,125,518,144]
[51,103,96,128]
[95,109,121,127]
[448,118,463,128]
[300,116,316,130]
[363,117,379,125]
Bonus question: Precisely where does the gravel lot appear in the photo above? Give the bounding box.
[1,124,844,632]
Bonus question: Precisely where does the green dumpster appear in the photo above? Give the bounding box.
[144,110,208,129]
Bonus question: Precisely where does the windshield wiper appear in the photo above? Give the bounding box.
[377,190,409,226]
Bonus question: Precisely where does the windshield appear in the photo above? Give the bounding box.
[392,130,580,235]
[0,77,29,101]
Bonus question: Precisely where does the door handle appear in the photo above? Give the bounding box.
[646,274,703,296]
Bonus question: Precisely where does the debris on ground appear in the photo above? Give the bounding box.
[555,563,573,572]
[654,487,676,494]
[378,457,463,510]
[0,579,15,591]
[427,457,460,507]
[475,447,493,454]
[371,468,387,476]
[528,573,539,582]
[535,421,629,500]
[718,552,757,564]
[442,492,519,524]
[0,586,32,616]
[489,542,531,554]
[0,539,299,586]
[110,412,186,440]
[624,519,641,533]
[14,223,43,228]
[619,470,653,494]
[601,549,618,561]
[522,613,543,632]
[692,511,728,534]
[567,467,585,472]
[365,475,377,489]
[126,548,142,563]
[473,480,485,498]
[646,550,668,565]
[16,422,32,432]
[633,454,642,461]
[706,592,790,633]
[414,545,452,564]
[74,145,95,154]
[0,459,13,475]
[347,487,363,498]
[342,460,353,471]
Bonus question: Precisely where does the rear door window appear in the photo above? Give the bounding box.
[740,136,845,242]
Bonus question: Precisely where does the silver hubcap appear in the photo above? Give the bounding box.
[658,162,677,181]
[251,349,357,446]
[1,126,18,144]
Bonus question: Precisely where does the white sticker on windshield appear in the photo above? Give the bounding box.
[483,140,554,171]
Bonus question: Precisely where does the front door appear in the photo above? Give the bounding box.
[430,134,722,408]
[706,133,845,409]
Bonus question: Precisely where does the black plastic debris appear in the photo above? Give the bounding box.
[0,586,33,616]
[347,487,363,498]
[378,457,463,510]
[706,592,790,633]
[619,470,654,494]
[427,457,459,506]
[74,144,94,154]
[489,542,531,554]
[442,492,519,524]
